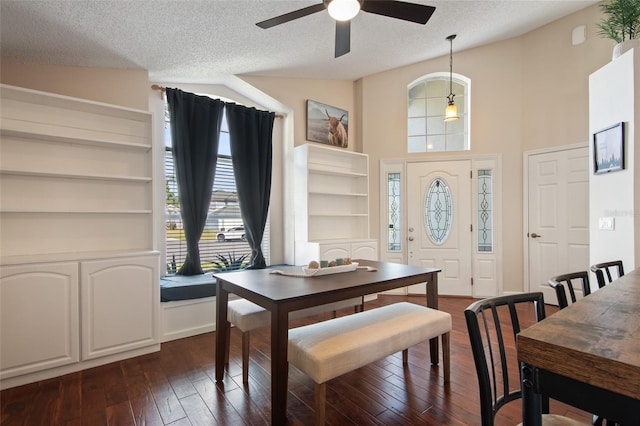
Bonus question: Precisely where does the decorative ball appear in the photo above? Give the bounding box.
[328,260,337,267]
[308,260,320,269]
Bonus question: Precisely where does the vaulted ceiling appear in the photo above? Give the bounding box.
[0,1,598,82]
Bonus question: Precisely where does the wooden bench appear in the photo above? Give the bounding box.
[226,297,364,383]
[288,302,452,425]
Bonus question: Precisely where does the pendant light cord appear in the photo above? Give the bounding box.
[449,38,453,96]
[446,34,456,103]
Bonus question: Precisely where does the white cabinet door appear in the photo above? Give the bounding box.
[81,254,159,360]
[0,262,79,379]
[351,241,378,260]
[319,244,351,262]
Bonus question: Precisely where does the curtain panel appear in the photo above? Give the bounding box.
[226,104,275,269]
[166,88,224,275]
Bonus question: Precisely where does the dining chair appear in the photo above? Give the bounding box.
[464,293,586,426]
[548,271,592,309]
[590,260,624,289]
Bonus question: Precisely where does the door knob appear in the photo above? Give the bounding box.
[530,233,542,238]
[408,236,414,241]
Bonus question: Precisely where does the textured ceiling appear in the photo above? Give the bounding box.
[0,0,598,82]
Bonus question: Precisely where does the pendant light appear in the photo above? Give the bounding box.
[444,34,459,122]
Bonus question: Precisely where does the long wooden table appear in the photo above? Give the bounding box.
[518,267,640,425]
[214,260,440,424]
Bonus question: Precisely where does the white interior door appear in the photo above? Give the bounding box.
[407,161,472,296]
[527,146,589,304]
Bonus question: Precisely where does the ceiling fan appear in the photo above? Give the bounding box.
[256,0,436,58]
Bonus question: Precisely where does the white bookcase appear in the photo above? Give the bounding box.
[0,84,159,389]
[294,143,377,264]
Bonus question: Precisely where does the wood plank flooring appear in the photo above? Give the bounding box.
[1,295,592,425]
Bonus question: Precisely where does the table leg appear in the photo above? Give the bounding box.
[271,306,289,424]
[215,284,229,382]
[427,272,439,364]
[521,363,542,426]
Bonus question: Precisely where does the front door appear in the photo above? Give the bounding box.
[407,160,472,296]
[527,146,590,304]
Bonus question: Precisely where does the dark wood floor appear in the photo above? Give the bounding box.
[1,295,592,425]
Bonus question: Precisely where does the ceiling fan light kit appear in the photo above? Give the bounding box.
[256,0,436,58]
[327,0,362,21]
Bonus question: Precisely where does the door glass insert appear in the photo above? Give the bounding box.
[425,178,453,245]
[387,172,401,251]
[477,169,493,252]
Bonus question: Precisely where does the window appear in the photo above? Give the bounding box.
[407,73,469,153]
[477,169,493,252]
[164,104,269,274]
[387,172,401,251]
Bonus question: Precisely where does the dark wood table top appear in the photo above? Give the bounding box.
[214,259,441,311]
[518,267,640,400]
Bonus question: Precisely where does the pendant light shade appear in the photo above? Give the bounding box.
[444,34,459,122]
[327,0,361,21]
[444,101,458,122]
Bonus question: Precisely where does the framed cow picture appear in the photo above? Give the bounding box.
[306,100,348,148]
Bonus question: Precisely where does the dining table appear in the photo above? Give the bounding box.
[517,267,640,425]
[214,259,441,425]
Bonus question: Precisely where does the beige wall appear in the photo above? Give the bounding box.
[240,76,358,151]
[521,6,612,152]
[1,62,149,110]
[0,4,616,292]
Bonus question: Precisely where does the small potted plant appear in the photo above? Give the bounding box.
[596,0,640,59]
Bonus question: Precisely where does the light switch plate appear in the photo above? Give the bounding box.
[598,217,615,231]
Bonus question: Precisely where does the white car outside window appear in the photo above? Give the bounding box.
[217,227,246,242]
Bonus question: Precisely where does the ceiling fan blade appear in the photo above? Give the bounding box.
[256,3,326,29]
[361,0,436,24]
[335,20,351,58]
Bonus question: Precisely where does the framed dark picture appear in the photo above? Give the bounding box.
[593,122,624,174]
[306,100,349,148]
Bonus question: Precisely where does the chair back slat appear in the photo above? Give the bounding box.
[590,260,624,288]
[548,271,590,309]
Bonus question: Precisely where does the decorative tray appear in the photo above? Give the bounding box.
[301,262,359,276]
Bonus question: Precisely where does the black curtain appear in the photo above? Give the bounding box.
[166,88,225,275]
[225,104,274,269]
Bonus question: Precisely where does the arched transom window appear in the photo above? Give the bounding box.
[407,72,470,153]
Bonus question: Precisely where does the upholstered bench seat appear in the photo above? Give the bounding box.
[226,297,363,382]
[288,302,452,425]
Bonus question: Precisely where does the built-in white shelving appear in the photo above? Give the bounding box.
[294,143,377,264]
[0,84,153,258]
[0,84,159,390]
